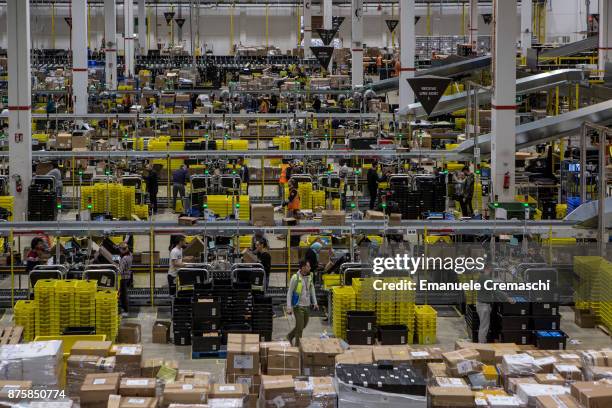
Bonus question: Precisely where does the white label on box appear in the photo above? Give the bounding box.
[522,336,527,344]
[93,379,106,385]
[121,346,138,355]
[128,399,145,404]
[236,377,252,387]
[555,364,579,372]
[522,324,527,330]
[219,385,237,392]
[411,351,430,357]
[456,360,474,374]
[272,396,286,408]
[367,323,372,330]
[560,354,579,360]
[233,355,254,369]
[211,308,217,316]
[126,380,149,386]
[474,398,488,406]
[544,304,550,309]
[182,384,193,390]
[401,336,406,344]
[441,378,465,387]
[546,374,559,380]
[521,310,526,315]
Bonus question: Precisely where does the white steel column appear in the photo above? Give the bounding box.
[521,0,532,56]
[399,0,415,108]
[138,0,147,55]
[491,0,517,202]
[240,10,247,45]
[599,0,612,76]
[72,0,88,115]
[7,0,32,221]
[468,0,479,50]
[323,0,332,72]
[124,0,135,78]
[104,0,118,90]
[303,0,312,58]
[351,0,363,87]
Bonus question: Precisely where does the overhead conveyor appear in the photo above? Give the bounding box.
[537,36,599,59]
[368,55,492,94]
[397,69,585,117]
[455,99,612,155]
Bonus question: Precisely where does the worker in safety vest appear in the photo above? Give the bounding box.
[286,260,318,346]
[283,178,301,218]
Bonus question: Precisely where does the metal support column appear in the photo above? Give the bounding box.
[7,0,32,221]
[323,0,333,72]
[104,0,118,90]
[72,0,88,115]
[491,0,517,202]
[351,0,363,88]
[469,0,479,50]
[124,0,135,78]
[138,0,147,55]
[399,0,416,108]
[599,0,612,77]
[521,0,532,57]
[303,0,312,58]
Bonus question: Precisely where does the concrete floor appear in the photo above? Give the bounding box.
[108,305,611,381]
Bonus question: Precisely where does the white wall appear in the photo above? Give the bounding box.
[0,1,590,54]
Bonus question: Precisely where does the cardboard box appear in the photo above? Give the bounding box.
[506,377,538,395]
[140,251,160,265]
[553,364,583,382]
[119,378,157,397]
[178,217,198,226]
[335,348,374,365]
[0,380,32,400]
[516,383,569,408]
[72,134,90,149]
[571,381,612,408]
[535,395,581,408]
[300,338,344,367]
[267,346,300,375]
[442,349,481,377]
[534,373,566,385]
[119,397,158,408]
[182,237,205,258]
[226,342,260,375]
[80,373,121,405]
[428,363,449,379]
[71,341,113,357]
[112,344,143,377]
[174,371,210,386]
[364,210,386,220]
[152,321,171,344]
[321,210,346,226]
[260,375,295,407]
[56,133,72,149]
[433,377,469,388]
[251,204,275,226]
[260,341,291,372]
[427,386,474,407]
[228,333,260,345]
[208,384,248,399]
[575,309,597,328]
[118,324,142,344]
[225,373,261,394]
[162,383,208,406]
[67,355,115,397]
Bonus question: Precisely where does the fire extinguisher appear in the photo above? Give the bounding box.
[12,175,22,193]
[503,172,510,189]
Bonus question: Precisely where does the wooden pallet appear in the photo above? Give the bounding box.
[0,326,23,345]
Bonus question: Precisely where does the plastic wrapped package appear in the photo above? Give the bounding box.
[66,355,115,397]
[207,400,244,408]
[583,365,612,381]
[515,383,569,408]
[501,354,542,377]
[0,341,63,387]
[336,379,426,408]
[580,350,612,368]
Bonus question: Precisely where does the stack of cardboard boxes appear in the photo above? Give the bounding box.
[112,344,143,377]
[225,334,261,407]
[300,338,344,377]
[259,375,337,408]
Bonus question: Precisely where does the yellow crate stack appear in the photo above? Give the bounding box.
[239,235,253,249]
[134,204,149,219]
[331,198,341,210]
[415,305,437,344]
[14,300,36,342]
[272,136,291,150]
[215,140,248,150]
[75,280,97,327]
[205,195,250,219]
[80,184,136,219]
[332,286,355,339]
[34,279,60,336]
[376,278,396,326]
[395,279,416,343]
[312,190,325,209]
[352,277,376,312]
[458,273,478,305]
[0,196,14,221]
[95,290,120,341]
[298,183,313,210]
[573,256,602,312]
[600,260,612,333]
[55,280,77,333]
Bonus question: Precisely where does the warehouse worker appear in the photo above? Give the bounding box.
[367,160,384,210]
[25,237,47,272]
[144,164,159,215]
[172,164,189,212]
[117,242,133,316]
[283,178,301,218]
[254,239,272,290]
[476,265,515,343]
[304,240,322,274]
[461,166,475,217]
[287,260,318,346]
[167,234,188,296]
[47,162,63,200]
[237,158,250,193]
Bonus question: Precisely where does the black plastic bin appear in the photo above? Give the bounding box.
[346,329,377,345]
[191,332,222,352]
[531,302,559,316]
[378,325,409,345]
[497,314,530,331]
[346,311,377,331]
[531,315,561,330]
[499,298,530,316]
[193,297,221,319]
[535,330,567,350]
[499,330,532,345]
[173,330,192,346]
[63,326,96,335]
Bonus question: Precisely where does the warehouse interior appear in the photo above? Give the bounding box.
[0,0,612,407]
